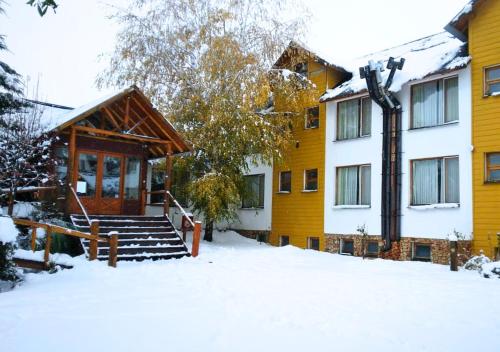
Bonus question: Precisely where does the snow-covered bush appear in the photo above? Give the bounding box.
[463,253,491,272]
[0,216,21,283]
[480,261,500,279]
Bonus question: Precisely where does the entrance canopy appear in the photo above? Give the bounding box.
[48,85,191,158]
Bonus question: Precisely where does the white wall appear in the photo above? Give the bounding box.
[324,66,472,240]
[145,160,273,232]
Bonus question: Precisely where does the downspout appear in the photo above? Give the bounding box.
[359,57,404,251]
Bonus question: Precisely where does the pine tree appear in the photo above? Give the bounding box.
[99,0,315,240]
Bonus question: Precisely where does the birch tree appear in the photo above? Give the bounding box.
[99,0,315,240]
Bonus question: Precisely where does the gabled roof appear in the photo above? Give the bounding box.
[320,32,470,102]
[274,40,349,74]
[444,0,487,42]
[31,85,191,156]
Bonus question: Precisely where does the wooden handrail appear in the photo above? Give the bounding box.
[166,191,195,228]
[13,218,117,268]
[68,183,91,226]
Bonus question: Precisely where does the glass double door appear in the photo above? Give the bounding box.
[74,150,142,215]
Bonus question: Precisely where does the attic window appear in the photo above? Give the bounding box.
[294,62,308,77]
[305,106,319,129]
[484,65,500,96]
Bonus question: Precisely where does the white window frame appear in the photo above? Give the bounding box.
[336,96,372,140]
[484,64,500,97]
[303,168,318,192]
[278,170,291,193]
[308,236,320,250]
[335,164,371,206]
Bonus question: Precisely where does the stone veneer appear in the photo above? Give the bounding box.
[324,234,472,265]
[233,229,270,242]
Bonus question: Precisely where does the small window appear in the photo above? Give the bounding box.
[486,153,500,182]
[280,235,290,247]
[413,243,431,261]
[411,76,459,128]
[305,106,319,129]
[279,171,291,193]
[294,62,308,77]
[256,233,268,243]
[484,65,500,96]
[337,97,371,140]
[304,169,318,191]
[242,174,265,208]
[336,164,371,205]
[308,237,320,251]
[341,239,354,255]
[366,241,379,256]
[411,156,459,205]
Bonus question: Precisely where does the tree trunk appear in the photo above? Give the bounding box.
[7,190,14,216]
[203,220,214,242]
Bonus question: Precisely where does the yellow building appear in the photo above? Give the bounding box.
[446,0,500,258]
[270,43,348,250]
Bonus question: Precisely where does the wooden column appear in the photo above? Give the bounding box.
[43,226,52,266]
[164,143,173,216]
[108,233,118,268]
[191,221,202,258]
[89,220,99,261]
[66,126,76,215]
[30,227,37,252]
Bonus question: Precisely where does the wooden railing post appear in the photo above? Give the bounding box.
[191,221,201,258]
[31,227,37,252]
[44,226,52,266]
[89,220,99,261]
[108,233,118,268]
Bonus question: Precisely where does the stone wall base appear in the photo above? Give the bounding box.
[324,233,472,265]
[232,229,270,242]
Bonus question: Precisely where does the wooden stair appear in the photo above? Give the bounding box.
[70,214,190,262]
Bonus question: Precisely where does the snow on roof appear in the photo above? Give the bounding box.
[43,87,132,131]
[449,0,474,25]
[287,40,348,73]
[320,32,470,102]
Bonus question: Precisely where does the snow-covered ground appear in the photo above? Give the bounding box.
[1,231,499,352]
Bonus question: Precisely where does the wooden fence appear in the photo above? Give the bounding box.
[13,218,118,268]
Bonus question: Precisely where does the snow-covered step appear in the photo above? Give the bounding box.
[71,214,190,262]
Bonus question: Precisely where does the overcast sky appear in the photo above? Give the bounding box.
[0,0,467,107]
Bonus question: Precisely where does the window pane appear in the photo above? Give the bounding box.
[309,237,320,251]
[412,81,442,128]
[341,240,354,254]
[360,165,371,205]
[337,166,358,205]
[412,159,439,205]
[367,241,379,254]
[487,153,500,182]
[361,98,371,136]
[280,236,289,246]
[338,99,359,139]
[486,67,500,80]
[242,175,264,208]
[445,77,459,123]
[280,171,291,192]
[306,106,319,128]
[77,153,97,197]
[55,147,68,185]
[102,156,121,198]
[415,244,431,260]
[445,157,460,203]
[124,157,141,200]
[487,82,500,95]
[305,169,318,190]
[151,167,165,204]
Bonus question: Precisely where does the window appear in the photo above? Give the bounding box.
[150,165,165,204]
[304,169,318,191]
[411,156,459,205]
[256,233,268,243]
[336,165,371,205]
[280,235,290,247]
[484,65,500,96]
[411,76,459,128]
[413,243,431,261]
[341,239,354,255]
[124,157,141,200]
[279,171,291,193]
[305,106,319,129]
[242,174,265,208]
[77,153,98,197]
[366,241,379,257]
[337,97,371,140]
[486,153,500,182]
[54,147,68,185]
[294,62,308,77]
[308,237,320,251]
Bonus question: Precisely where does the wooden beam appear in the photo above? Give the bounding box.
[130,96,185,153]
[124,96,130,130]
[164,143,173,216]
[127,114,149,133]
[74,125,171,144]
[101,107,122,132]
[66,126,76,215]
